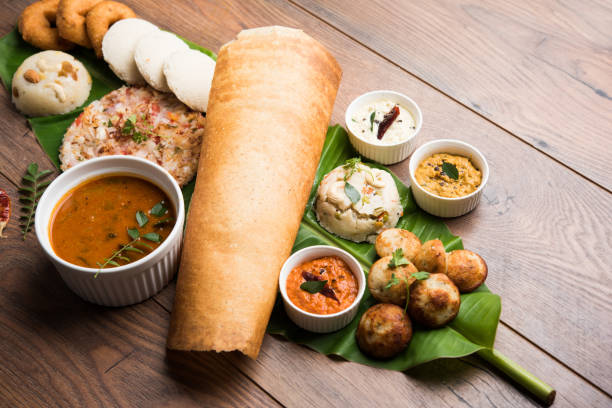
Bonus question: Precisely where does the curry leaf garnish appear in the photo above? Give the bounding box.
[388,248,409,268]
[122,114,148,144]
[344,182,361,204]
[369,111,376,132]
[343,157,362,181]
[442,161,459,180]
[127,228,140,240]
[136,210,148,227]
[19,163,52,240]
[385,273,400,290]
[300,280,328,294]
[411,271,430,280]
[150,201,168,217]
[154,217,174,228]
[141,232,161,242]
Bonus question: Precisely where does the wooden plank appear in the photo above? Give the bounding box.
[135,0,609,393]
[155,282,610,407]
[0,173,281,407]
[293,0,612,189]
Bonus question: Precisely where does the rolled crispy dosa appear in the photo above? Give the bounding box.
[167,26,342,358]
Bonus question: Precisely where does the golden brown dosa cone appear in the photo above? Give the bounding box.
[167,26,342,358]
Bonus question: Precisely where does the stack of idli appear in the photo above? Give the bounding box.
[101,18,215,112]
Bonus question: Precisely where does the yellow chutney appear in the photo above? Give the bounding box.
[415,153,482,198]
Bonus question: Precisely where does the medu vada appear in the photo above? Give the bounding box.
[18,0,74,51]
[57,0,102,47]
[86,1,136,58]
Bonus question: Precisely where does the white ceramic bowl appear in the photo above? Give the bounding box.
[409,139,489,218]
[279,245,365,333]
[345,90,423,165]
[35,156,185,307]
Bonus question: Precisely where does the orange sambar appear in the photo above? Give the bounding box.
[50,174,176,268]
[286,256,358,315]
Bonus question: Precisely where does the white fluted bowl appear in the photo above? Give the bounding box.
[279,245,365,333]
[35,156,185,307]
[345,90,422,165]
[409,139,489,218]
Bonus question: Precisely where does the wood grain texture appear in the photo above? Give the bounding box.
[0,0,611,406]
[294,0,612,190]
[156,281,611,408]
[0,170,280,407]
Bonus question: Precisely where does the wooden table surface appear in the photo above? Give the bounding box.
[1,0,610,406]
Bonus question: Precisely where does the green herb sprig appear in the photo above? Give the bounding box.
[95,227,161,277]
[388,248,409,268]
[342,157,362,181]
[384,251,431,311]
[441,161,459,180]
[369,111,376,132]
[300,280,328,294]
[344,182,361,204]
[19,163,52,240]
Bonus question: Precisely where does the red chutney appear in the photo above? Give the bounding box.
[286,256,358,315]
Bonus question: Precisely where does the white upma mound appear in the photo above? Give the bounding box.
[315,161,403,243]
[163,48,216,112]
[134,31,188,92]
[102,18,159,84]
[12,51,91,117]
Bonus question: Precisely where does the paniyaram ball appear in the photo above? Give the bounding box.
[134,31,189,92]
[102,18,159,84]
[408,273,460,328]
[163,48,216,112]
[375,228,422,262]
[446,249,488,293]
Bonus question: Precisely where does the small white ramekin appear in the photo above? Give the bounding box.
[35,156,185,307]
[345,90,422,165]
[279,245,365,333]
[409,139,489,218]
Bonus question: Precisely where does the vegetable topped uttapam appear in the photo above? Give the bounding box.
[60,85,205,186]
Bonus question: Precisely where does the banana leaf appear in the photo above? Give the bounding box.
[0,28,216,211]
[268,125,501,370]
[0,28,554,404]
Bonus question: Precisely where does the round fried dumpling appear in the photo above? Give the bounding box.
[446,250,487,293]
[356,303,412,359]
[408,273,460,328]
[11,51,91,117]
[368,256,417,306]
[414,239,447,274]
[315,162,403,243]
[375,228,421,261]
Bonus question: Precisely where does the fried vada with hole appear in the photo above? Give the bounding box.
[356,303,412,359]
[18,0,74,51]
[446,249,488,293]
[368,256,417,306]
[408,273,460,328]
[375,228,422,261]
[414,239,447,274]
[86,0,136,58]
[57,0,103,47]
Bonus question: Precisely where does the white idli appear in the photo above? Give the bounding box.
[163,49,216,112]
[102,18,159,84]
[134,31,189,92]
[12,51,91,117]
